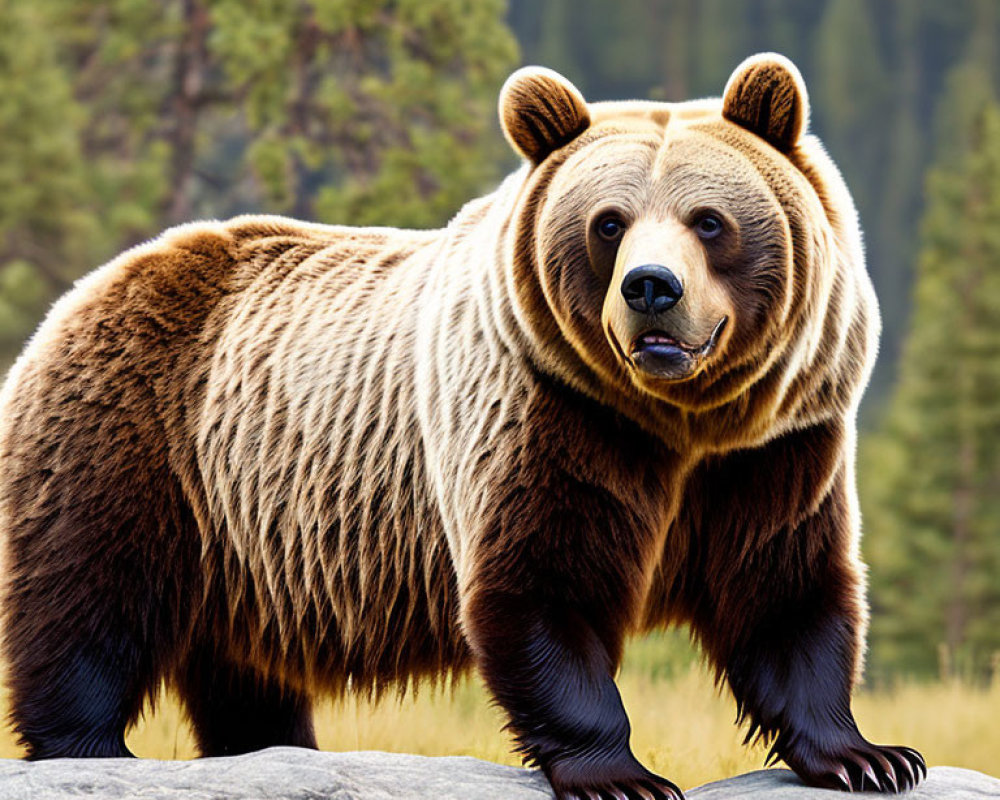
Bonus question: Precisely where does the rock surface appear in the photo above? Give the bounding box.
[0,748,996,799]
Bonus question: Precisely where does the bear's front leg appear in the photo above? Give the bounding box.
[699,473,926,792]
[464,590,682,800]
[726,606,925,791]
[455,380,684,798]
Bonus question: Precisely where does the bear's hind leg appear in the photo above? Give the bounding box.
[2,498,178,759]
[176,648,317,757]
[5,608,152,759]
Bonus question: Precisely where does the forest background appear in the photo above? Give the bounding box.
[1,0,998,778]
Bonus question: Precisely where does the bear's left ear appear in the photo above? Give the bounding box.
[499,66,590,164]
[723,53,809,152]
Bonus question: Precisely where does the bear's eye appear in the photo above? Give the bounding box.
[596,215,627,242]
[694,214,724,239]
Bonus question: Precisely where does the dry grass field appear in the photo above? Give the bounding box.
[1,634,997,788]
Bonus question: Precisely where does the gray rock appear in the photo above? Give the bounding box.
[690,766,1000,799]
[0,748,996,799]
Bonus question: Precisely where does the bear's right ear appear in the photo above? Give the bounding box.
[499,67,590,164]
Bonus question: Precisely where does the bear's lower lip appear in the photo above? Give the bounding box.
[627,319,728,380]
[630,335,694,378]
[636,343,688,359]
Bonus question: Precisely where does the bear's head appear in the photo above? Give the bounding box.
[499,54,876,443]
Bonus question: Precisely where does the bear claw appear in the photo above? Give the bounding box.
[828,764,851,791]
[554,777,683,800]
[792,741,926,793]
[858,756,882,791]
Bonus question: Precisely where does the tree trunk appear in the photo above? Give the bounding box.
[166,0,210,224]
[946,434,974,673]
[658,0,692,101]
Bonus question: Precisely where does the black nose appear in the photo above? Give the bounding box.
[620,264,683,313]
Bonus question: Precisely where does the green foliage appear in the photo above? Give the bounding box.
[863,101,1000,681]
[620,630,703,681]
[0,1,94,356]
[814,0,891,146]
[0,0,517,369]
[207,0,517,226]
[0,261,50,355]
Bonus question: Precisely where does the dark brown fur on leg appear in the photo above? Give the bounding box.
[3,511,163,759]
[725,604,924,791]
[466,594,682,800]
[0,330,204,759]
[676,425,925,792]
[177,646,317,757]
[8,635,142,760]
[463,382,683,800]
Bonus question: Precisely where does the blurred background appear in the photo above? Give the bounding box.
[1,0,998,779]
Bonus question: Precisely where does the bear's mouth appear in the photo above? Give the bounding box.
[628,317,728,380]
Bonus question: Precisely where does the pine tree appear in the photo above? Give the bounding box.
[0,1,94,359]
[863,102,1000,680]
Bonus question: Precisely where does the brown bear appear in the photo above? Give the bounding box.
[0,53,924,798]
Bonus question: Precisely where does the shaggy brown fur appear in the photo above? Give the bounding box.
[0,54,923,797]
